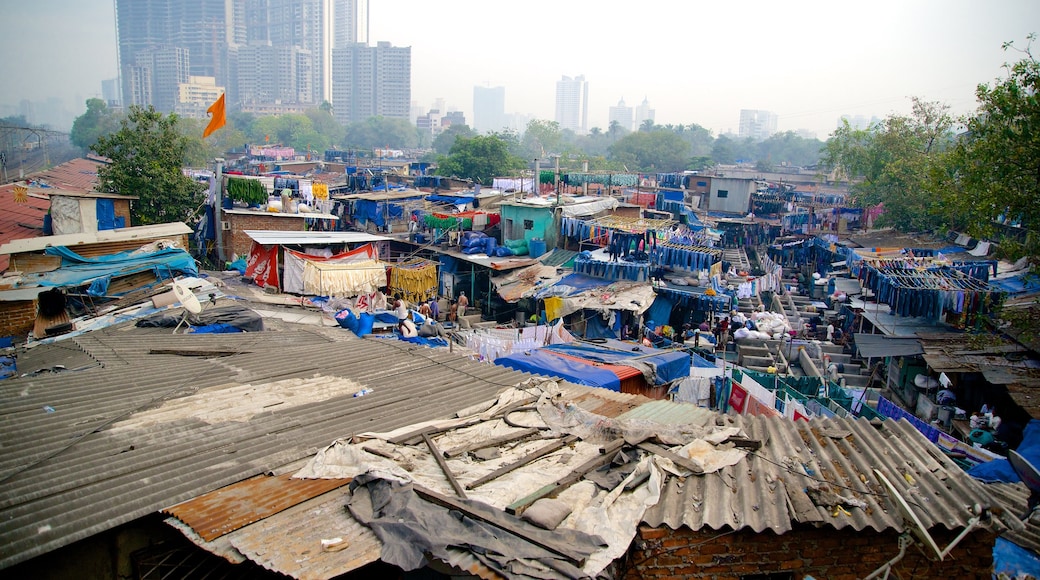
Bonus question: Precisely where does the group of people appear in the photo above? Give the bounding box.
[391,291,470,338]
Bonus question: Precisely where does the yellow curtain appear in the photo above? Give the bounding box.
[544,296,564,322]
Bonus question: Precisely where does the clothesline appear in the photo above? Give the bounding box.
[585,215,676,233]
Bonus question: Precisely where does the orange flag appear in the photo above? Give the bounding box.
[203,93,226,138]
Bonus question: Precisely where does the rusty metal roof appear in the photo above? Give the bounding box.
[163,473,351,541]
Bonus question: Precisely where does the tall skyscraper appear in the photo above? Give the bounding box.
[244,0,325,105]
[331,41,411,126]
[133,46,189,112]
[473,85,505,134]
[555,75,588,135]
[101,79,121,107]
[738,109,778,141]
[332,0,368,47]
[608,98,633,132]
[115,0,242,110]
[635,97,655,129]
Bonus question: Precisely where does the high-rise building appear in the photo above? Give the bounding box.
[738,109,778,141]
[555,75,588,135]
[473,85,505,134]
[330,41,411,126]
[635,97,655,130]
[132,46,190,112]
[101,79,121,107]
[236,44,314,105]
[114,0,243,110]
[332,0,368,47]
[243,0,324,106]
[608,98,633,132]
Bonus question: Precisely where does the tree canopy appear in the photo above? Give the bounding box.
[91,105,206,226]
[947,37,1040,237]
[70,98,120,151]
[434,134,524,185]
[609,129,690,172]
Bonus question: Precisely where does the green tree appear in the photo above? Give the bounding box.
[608,129,689,172]
[822,98,955,231]
[91,106,205,226]
[519,119,563,160]
[70,98,120,150]
[345,117,418,149]
[435,134,524,185]
[947,36,1040,237]
[711,134,738,164]
[432,124,476,156]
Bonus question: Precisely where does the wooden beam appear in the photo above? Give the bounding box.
[637,442,704,475]
[422,432,467,499]
[466,436,578,490]
[506,438,624,516]
[413,485,588,567]
[443,427,541,458]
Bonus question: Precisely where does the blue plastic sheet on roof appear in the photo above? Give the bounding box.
[426,194,476,205]
[581,314,617,339]
[36,246,198,293]
[990,272,1040,296]
[691,351,715,368]
[545,341,689,385]
[494,348,622,390]
[968,419,1040,483]
[995,537,1040,579]
[533,273,610,298]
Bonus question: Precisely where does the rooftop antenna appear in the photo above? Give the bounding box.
[864,468,987,580]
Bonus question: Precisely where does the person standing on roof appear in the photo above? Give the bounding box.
[393,296,409,333]
[457,291,469,317]
[428,297,440,321]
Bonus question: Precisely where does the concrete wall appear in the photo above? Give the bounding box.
[630,524,994,579]
[500,205,553,244]
[707,177,756,215]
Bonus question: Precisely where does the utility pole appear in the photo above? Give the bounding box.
[214,158,225,264]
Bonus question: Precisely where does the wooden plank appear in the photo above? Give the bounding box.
[443,427,540,458]
[506,438,624,516]
[422,432,467,499]
[637,442,705,475]
[466,436,578,490]
[9,254,61,274]
[413,485,588,567]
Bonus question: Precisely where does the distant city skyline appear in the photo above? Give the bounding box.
[1,0,1037,139]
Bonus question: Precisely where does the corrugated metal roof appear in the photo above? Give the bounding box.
[243,230,390,245]
[983,481,1040,555]
[0,323,544,570]
[0,184,50,272]
[163,473,350,541]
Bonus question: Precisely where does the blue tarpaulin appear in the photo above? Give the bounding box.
[969,419,1040,483]
[426,194,476,205]
[494,348,622,390]
[545,341,689,385]
[31,246,198,295]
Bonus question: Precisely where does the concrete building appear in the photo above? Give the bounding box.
[101,79,121,108]
[115,0,242,109]
[635,96,655,129]
[608,98,633,132]
[473,85,506,134]
[245,0,325,106]
[738,109,778,141]
[133,46,190,113]
[330,41,411,126]
[555,74,588,135]
[235,44,315,106]
[174,76,225,119]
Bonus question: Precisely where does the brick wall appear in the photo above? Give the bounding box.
[223,213,306,261]
[0,300,37,339]
[627,524,995,580]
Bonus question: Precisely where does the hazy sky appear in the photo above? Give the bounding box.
[2,0,1037,138]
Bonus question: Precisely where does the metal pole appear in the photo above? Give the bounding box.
[215,158,225,264]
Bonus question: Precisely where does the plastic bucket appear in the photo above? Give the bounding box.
[529,238,547,257]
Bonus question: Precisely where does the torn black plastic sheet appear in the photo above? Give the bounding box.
[347,474,606,579]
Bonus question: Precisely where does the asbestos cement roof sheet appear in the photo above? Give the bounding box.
[0,322,542,570]
[640,413,998,536]
[243,230,390,246]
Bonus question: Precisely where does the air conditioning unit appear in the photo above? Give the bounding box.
[221,221,231,231]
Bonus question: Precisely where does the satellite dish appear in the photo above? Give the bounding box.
[1008,450,1040,520]
[172,282,203,314]
[171,282,203,334]
[874,468,943,561]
